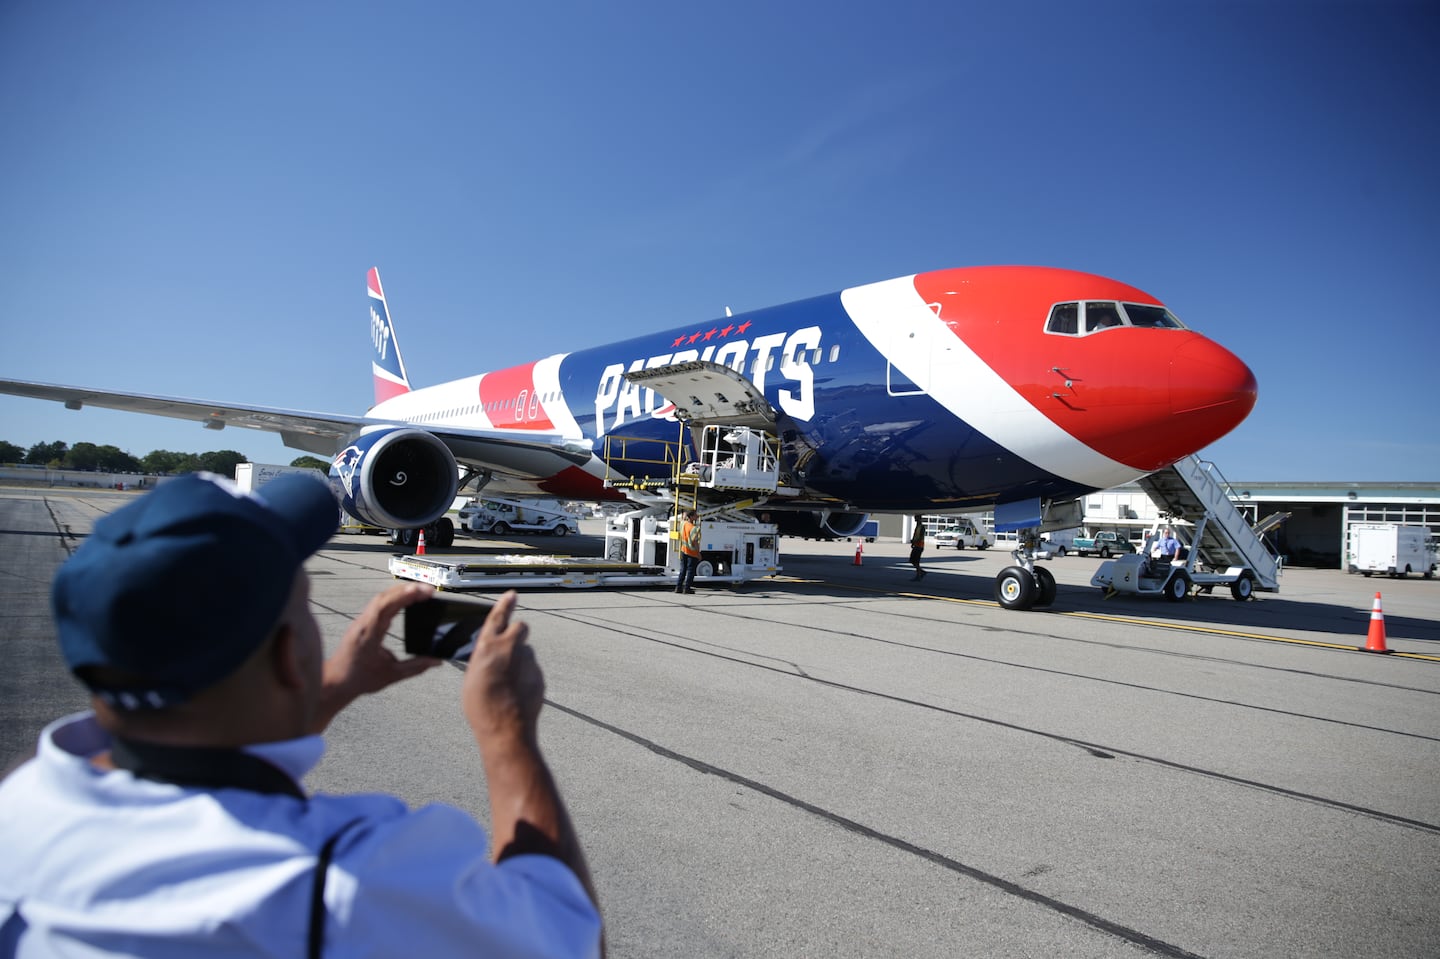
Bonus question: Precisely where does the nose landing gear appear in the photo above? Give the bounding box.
[993,530,1056,610]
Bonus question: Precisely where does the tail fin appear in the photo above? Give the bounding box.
[368,267,411,404]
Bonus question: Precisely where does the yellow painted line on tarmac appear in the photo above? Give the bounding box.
[1062,609,1440,661]
[773,575,1440,663]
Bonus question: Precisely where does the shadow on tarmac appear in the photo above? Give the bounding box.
[783,552,1440,645]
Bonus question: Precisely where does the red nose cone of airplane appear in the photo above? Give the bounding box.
[1158,336,1257,469]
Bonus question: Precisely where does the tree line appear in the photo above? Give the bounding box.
[0,440,328,478]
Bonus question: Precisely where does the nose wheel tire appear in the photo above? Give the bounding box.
[995,566,1037,610]
[1032,566,1057,608]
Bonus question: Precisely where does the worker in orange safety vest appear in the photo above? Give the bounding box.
[676,509,701,595]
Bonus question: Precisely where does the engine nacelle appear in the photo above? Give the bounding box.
[329,427,459,530]
[770,509,871,540]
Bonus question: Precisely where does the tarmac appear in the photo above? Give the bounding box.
[3,487,1438,958]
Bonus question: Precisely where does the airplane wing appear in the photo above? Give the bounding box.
[0,377,593,477]
[0,378,363,454]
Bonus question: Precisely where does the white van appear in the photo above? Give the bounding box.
[1040,528,1081,557]
[1348,523,1433,578]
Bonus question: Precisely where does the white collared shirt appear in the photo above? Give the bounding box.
[0,713,601,958]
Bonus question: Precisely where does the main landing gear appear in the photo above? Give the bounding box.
[993,529,1056,611]
[389,517,455,550]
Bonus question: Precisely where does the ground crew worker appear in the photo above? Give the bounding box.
[909,514,927,580]
[1158,527,1181,563]
[676,508,702,594]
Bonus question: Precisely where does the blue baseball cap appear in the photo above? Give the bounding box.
[52,471,339,711]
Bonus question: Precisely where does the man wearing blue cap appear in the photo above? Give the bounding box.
[0,472,601,957]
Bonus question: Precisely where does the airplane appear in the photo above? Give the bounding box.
[0,265,1257,609]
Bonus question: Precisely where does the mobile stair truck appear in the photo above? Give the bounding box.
[388,359,787,591]
[1091,455,1285,602]
[1348,523,1433,579]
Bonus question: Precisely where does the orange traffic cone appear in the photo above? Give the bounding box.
[853,541,863,566]
[416,529,427,556]
[1362,592,1390,654]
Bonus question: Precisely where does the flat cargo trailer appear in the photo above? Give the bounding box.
[388,552,778,590]
[390,503,783,591]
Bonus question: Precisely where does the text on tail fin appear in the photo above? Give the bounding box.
[368,267,411,404]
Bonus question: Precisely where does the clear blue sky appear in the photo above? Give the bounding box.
[1,0,1435,482]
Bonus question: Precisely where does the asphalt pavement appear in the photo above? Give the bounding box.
[3,487,1438,958]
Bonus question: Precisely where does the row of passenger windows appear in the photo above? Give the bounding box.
[795,344,843,369]
[412,390,565,423]
[1045,301,1187,337]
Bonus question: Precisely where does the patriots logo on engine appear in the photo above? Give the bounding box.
[331,445,363,498]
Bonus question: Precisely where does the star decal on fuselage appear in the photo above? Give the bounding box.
[669,319,753,347]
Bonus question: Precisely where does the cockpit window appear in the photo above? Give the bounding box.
[1084,302,1122,332]
[1120,303,1186,329]
[1045,302,1079,335]
[1044,300,1189,336]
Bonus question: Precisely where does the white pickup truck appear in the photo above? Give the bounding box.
[459,497,580,536]
[932,518,990,550]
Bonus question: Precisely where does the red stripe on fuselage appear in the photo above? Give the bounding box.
[537,465,627,501]
[912,267,1256,472]
[373,375,409,404]
[478,362,556,431]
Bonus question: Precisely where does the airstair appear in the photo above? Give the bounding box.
[1136,455,1282,592]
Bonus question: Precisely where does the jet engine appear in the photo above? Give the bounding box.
[770,509,872,540]
[329,427,459,530]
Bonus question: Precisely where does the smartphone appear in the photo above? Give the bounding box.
[403,597,494,661]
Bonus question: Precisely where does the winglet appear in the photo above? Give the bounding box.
[368,267,411,404]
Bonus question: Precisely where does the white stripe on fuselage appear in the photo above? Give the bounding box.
[840,275,1143,490]
[532,353,612,485]
[531,353,581,437]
